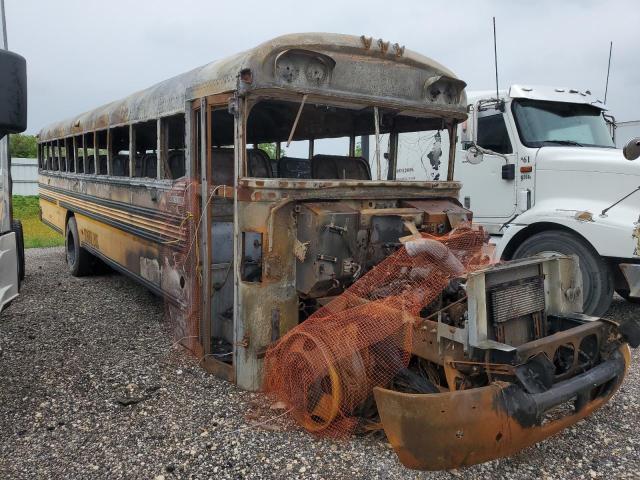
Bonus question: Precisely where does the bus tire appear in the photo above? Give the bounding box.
[65,216,93,277]
[512,230,613,316]
[11,220,25,287]
[615,289,640,304]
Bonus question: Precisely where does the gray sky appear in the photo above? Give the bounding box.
[5,0,640,134]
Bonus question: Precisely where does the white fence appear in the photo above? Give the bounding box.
[10,157,38,196]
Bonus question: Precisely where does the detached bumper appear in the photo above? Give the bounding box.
[620,263,640,298]
[374,345,630,471]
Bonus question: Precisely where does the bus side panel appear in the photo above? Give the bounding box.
[39,197,66,234]
[76,214,157,280]
[74,214,185,303]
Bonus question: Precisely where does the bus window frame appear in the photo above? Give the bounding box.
[66,137,75,173]
[241,92,459,182]
[74,134,84,173]
[95,130,109,175]
[132,119,159,180]
[55,139,62,171]
[160,113,188,181]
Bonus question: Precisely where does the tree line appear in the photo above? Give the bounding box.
[9,134,38,158]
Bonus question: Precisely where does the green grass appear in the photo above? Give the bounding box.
[12,196,64,248]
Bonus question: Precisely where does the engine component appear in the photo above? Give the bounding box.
[296,203,360,297]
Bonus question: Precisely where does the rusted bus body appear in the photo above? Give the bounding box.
[374,255,632,469]
[39,176,185,300]
[36,33,637,470]
[234,179,464,387]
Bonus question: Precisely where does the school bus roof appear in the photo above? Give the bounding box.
[38,32,467,141]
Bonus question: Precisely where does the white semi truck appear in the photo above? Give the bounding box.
[386,85,639,316]
[0,5,27,312]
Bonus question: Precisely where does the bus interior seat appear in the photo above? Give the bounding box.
[86,155,95,174]
[143,153,157,178]
[134,154,144,177]
[248,148,273,178]
[168,150,186,178]
[212,148,235,185]
[112,154,129,176]
[98,155,108,175]
[277,156,311,179]
[311,154,371,180]
[212,147,273,185]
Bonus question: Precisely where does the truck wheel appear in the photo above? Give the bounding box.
[11,220,25,287]
[65,217,93,276]
[512,230,613,316]
[615,289,640,304]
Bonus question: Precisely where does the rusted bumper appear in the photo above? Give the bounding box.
[374,345,630,471]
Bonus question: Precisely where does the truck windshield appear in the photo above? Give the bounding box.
[512,99,615,148]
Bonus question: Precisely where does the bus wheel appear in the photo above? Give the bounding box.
[615,289,640,304]
[512,230,613,316]
[65,217,93,276]
[11,220,25,287]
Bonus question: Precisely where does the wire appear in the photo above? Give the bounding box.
[184,183,229,260]
[170,335,199,350]
[228,407,295,435]
[161,212,194,245]
[199,352,233,363]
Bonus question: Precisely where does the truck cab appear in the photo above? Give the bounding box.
[0,43,28,312]
[456,85,640,315]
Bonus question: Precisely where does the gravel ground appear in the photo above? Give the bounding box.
[0,247,639,480]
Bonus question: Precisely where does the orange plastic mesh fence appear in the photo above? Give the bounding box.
[263,225,491,437]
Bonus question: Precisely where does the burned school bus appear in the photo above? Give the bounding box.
[37,33,638,470]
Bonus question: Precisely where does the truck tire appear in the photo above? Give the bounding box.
[512,230,613,316]
[65,217,93,276]
[11,220,25,287]
[615,289,640,304]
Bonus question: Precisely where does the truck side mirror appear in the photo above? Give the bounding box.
[623,137,640,161]
[461,104,478,145]
[0,49,27,138]
[461,104,483,164]
[465,147,483,164]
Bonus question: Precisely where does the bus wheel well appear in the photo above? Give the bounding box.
[65,211,74,227]
[502,222,598,260]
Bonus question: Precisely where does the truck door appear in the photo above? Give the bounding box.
[456,109,517,230]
